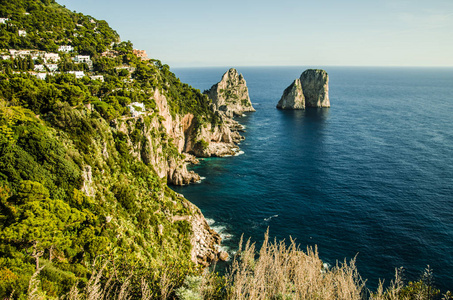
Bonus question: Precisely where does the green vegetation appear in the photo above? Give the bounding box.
[0,0,118,54]
[0,103,199,298]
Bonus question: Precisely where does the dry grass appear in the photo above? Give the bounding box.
[225,230,365,300]
[369,268,405,300]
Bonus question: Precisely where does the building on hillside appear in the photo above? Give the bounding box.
[133,49,149,61]
[9,49,31,57]
[101,50,119,58]
[127,102,146,117]
[36,73,47,80]
[18,30,27,37]
[58,45,74,52]
[90,75,104,82]
[0,18,9,24]
[116,65,136,73]
[73,55,93,70]
[46,64,58,72]
[30,72,47,80]
[44,53,60,63]
[34,65,45,72]
[67,71,85,79]
[73,55,91,63]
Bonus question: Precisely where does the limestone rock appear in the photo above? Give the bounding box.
[205,68,255,117]
[276,79,305,110]
[190,207,223,266]
[300,69,330,107]
[219,251,229,261]
[81,165,95,197]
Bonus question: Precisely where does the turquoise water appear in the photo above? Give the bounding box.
[171,66,453,291]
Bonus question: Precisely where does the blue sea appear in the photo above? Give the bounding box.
[171,66,453,291]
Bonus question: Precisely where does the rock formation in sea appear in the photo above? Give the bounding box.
[276,78,305,109]
[300,69,330,108]
[205,68,255,117]
[277,69,330,109]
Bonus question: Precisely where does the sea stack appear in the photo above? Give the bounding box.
[276,78,305,109]
[205,68,255,117]
[277,69,330,110]
[300,69,330,108]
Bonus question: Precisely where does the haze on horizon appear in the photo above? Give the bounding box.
[58,0,453,68]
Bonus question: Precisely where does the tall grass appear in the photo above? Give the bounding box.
[224,231,365,300]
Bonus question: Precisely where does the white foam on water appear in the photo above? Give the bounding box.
[196,176,206,184]
[234,151,244,156]
[264,214,279,222]
[205,218,215,226]
[211,224,227,234]
[211,225,234,242]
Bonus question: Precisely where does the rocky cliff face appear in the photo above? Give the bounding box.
[189,205,228,266]
[112,88,246,186]
[153,88,244,158]
[300,69,330,107]
[107,85,247,266]
[205,68,255,117]
[276,79,305,110]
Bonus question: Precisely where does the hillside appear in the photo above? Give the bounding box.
[0,0,240,298]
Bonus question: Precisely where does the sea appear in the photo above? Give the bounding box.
[171,66,453,292]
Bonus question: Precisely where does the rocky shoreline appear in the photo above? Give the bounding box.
[164,68,254,265]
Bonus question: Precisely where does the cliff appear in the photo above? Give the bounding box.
[205,68,255,117]
[276,78,305,109]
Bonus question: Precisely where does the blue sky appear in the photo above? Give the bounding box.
[58,0,453,67]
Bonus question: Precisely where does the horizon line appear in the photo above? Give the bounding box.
[170,65,453,69]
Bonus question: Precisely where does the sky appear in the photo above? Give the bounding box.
[57,0,453,67]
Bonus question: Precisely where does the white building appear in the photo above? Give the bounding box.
[34,73,47,80]
[0,18,9,24]
[10,49,31,56]
[127,102,146,117]
[58,45,74,52]
[34,64,45,72]
[116,65,136,73]
[73,55,91,63]
[18,30,27,37]
[46,64,58,72]
[44,53,60,63]
[67,71,85,79]
[90,75,104,82]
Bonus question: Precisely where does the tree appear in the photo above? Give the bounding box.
[1,181,85,270]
